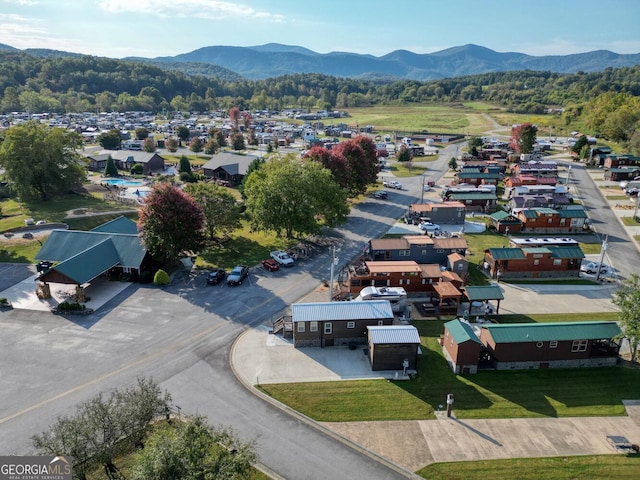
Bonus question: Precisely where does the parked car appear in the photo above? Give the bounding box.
[270,250,294,267]
[206,268,227,285]
[383,179,402,189]
[626,187,640,197]
[261,258,280,272]
[580,261,610,275]
[227,265,249,285]
[22,232,34,239]
[373,190,388,199]
[419,221,441,233]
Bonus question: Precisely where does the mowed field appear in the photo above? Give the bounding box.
[344,103,497,135]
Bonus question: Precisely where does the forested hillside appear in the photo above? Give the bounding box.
[0,50,639,149]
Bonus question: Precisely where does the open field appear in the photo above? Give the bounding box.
[417,454,640,480]
[344,104,495,135]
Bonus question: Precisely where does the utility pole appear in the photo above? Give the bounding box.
[421,174,426,204]
[328,245,339,301]
[633,192,640,221]
[595,234,608,282]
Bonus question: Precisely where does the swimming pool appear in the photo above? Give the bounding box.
[101,178,145,188]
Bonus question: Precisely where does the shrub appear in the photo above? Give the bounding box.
[153,269,170,285]
[130,164,144,175]
[58,301,86,311]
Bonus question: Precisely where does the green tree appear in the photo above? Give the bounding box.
[135,127,150,140]
[32,378,171,480]
[175,126,190,145]
[612,274,640,363]
[571,135,588,156]
[131,164,143,175]
[104,156,118,176]
[153,269,170,285]
[143,137,156,152]
[231,132,246,150]
[215,130,227,148]
[189,137,204,155]
[239,157,265,198]
[396,144,411,163]
[98,128,122,150]
[131,416,256,480]
[448,157,458,171]
[244,154,349,238]
[183,183,241,240]
[510,123,537,154]
[165,137,179,153]
[138,183,205,262]
[178,155,191,174]
[0,121,85,201]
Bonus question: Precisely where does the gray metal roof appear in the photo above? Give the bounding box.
[367,325,421,344]
[483,321,621,343]
[292,300,394,323]
[202,152,259,176]
[97,150,162,164]
[444,319,482,345]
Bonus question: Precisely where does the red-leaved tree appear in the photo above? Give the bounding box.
[304,146,349,189]
[229,107,241,131]
[138,183,205,262]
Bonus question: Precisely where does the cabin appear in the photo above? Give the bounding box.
[442,319,483,375]
[511,161,558,177]
[484,245,584,279]
[604,167,640,182]
[88,151,166,174]
[453,170,500,186]
[445,192,497,212]
[508,194,571,212]
[407,201,466,225]
[201,152,259,186]
[488,210,524,234]
[479,321,621,370]
[369,235,468,265]
[603,154,640,169]
[290,300,394,348]
[517,207,588,233]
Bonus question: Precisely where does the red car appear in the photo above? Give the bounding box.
[261,258,280,272]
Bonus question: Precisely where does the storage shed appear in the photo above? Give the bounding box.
[442,319,483,374]
[367,325,421,371]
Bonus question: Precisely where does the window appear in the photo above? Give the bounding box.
[553,259,562,266]
[533,259,539,265]
[436,249,444,253]
[548,217,553,223]
[560,218,566,226]
[377,320,384,326]
[399,278,410,285]
[549,340,558,348]
[297,322,305,333]
[123,266,132,273]
[399,250,410,257]
[310,321,318,332]
[324,322,332,335]
[421,249,428,255]
[571,339,588,352]
[457,263,463,270]
[346,321,355,329]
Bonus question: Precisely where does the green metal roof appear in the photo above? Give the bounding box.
[463,285,505,301]
[557,208,588,219]
[449,192,497,200]
[520,209,539,219]
[483,321,621,343]
[444,319,482,345]
[549,246,585,259]
[91,216,138,234]
[456,172,500,179]
[52,239,121,284]
[490,210,511,221]
[522,247,551,254]
[609,167,640,173]
[531,208,557,215]
[488,247,526,260]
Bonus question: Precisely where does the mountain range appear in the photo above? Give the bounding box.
[3,42,640,81]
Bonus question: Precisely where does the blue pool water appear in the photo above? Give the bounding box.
[101,178,145,187]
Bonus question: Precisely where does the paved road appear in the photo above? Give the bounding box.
[0,163,430,479]
[564,161,640,279]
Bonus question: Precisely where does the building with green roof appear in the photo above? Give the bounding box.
[484,244,584,280]
[443,319,483,374]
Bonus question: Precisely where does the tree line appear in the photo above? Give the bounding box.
[2,51,640,115]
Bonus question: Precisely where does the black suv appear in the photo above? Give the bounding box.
[206,268,227,285]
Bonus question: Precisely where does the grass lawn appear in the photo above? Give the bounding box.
[259,313,636,423]
[195,222,294,270]
[620,216,640,226]
[388,163,428,177]
[417,454,640,480]
[606,195,628,200]
[463,232,509,257]
[579,242,602,255]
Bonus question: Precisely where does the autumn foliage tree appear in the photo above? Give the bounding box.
[138,183,205,262]
[229,106,241,130]
[165,137,178,152]
[510,123,538,154]
[189,136,204,155]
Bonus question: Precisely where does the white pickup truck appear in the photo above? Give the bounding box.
[383,180,402,190]
[270,250,294,267]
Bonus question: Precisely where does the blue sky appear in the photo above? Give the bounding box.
[1,0,639,59]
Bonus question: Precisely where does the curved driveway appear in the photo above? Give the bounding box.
[0,150,450,478]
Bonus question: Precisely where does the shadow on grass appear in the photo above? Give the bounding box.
[198,236,277,270]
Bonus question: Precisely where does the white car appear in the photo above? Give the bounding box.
[580,261,609,275]
[419,221,441,233]
[270,250,294,267]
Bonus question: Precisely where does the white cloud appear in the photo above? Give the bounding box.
[2,0,39,6]
[98,0,284,21]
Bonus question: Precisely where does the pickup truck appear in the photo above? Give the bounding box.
[270,250,295,267]
[383,180,402,190]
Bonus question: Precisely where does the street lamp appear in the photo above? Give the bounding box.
[328,245,339,301]
[566,165,572,185]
